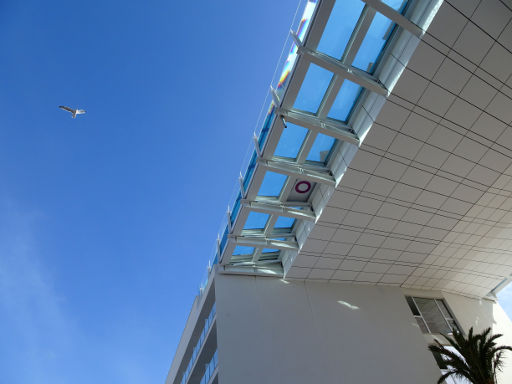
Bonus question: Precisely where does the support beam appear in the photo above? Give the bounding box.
[238,172,246,197]
[230,235,299,251]
[360,0,424,38]
[291,31,388,96]
[280,108,360,145]
[226,207,233,232]
[241,198,316,221]
[257,157,336,186]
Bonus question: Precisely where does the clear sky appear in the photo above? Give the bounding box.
[0,0,303,383]
[2,1,512,384]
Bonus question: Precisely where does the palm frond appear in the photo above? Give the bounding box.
[429,326,512,384]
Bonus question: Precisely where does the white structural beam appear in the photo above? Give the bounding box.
[280,108,360,145]
[291,31,388,96]
[230,235,299,251]
[241,198,316,221]
[257,157,336,186]
[360,0,424,38]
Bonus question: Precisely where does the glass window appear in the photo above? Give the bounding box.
[405,296,461,335]
[258,171,287,197]
[306,133,336,163]
[294,64,333,113]
[274,123,309,159]
[230,194,242,222]
[243,152,258,191]
[327,80,362,122]
[414,298,451,334]
[258,104,276,150]
[261,248,279,254]
[382,0,407,11]
[232,246,254,255]
[317,0,365,58]
[352,12,395,73]
[244,212,270,230]
[274,216,296,229]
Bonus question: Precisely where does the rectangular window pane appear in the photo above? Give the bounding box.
[436,299,453,319]
[244,212,270,230]
[382,0,407,11]
[327,80,362,122]
[294,64,333,113]
[317,0,365,59]
[232,246,254,256]
[306,133,336,163]
[274,123,309,159]
[274,216,296,229]
[258,171,287,197]
[406,296,420,316]
[415,316,430,334]
[352,12,394,73]
[414,297,451,334]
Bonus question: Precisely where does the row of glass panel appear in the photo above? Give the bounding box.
[219,0,408,261]
[200,350,218,384]
[180,304,217,384]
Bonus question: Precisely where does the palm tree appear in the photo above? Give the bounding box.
[428,327,512,384]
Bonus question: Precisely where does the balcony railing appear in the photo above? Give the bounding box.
[200,350,218,384]
[180,303,217,384]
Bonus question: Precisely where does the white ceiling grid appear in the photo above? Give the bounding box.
[287,0,512,298]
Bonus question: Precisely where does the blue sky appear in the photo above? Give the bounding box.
[1,1,512,384]
[0,0,303,383]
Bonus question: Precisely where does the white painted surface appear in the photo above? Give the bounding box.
[214,274,442,384]
[289,0,512,299]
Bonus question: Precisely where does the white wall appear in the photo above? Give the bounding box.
[214,274,442,384]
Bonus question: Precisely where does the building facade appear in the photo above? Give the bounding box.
[167,0,512,382]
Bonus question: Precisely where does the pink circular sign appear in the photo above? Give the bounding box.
[295,181,311,194]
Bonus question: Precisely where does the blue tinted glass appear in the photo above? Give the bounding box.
[382,0,406,10]
[220,227,229,254]
[258,105,276,150]
[230,193,241,222]
[274,123,308,159]
[243,152,257,191]
[317,0,365,58]
[233,246,254,255]
[294,64,333,113]
[261,248,279,254]
[274,216,296,229]
[244,212,270,229]
[353,12,394,73]
[307,133,336,163]
[327,80,362,121]
[258,171,287,197]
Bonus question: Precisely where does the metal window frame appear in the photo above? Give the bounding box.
[220,0,428,270]
[408,296,461,335]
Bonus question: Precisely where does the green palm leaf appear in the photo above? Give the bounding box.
[428,327,511,384]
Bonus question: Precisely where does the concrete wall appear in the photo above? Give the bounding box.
[214,274,442,384]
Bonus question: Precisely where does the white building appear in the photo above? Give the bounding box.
[166,0,512,383]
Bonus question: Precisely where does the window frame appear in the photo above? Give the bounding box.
[406,296,461,335]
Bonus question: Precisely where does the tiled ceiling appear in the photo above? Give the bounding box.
[287,0,512,298]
